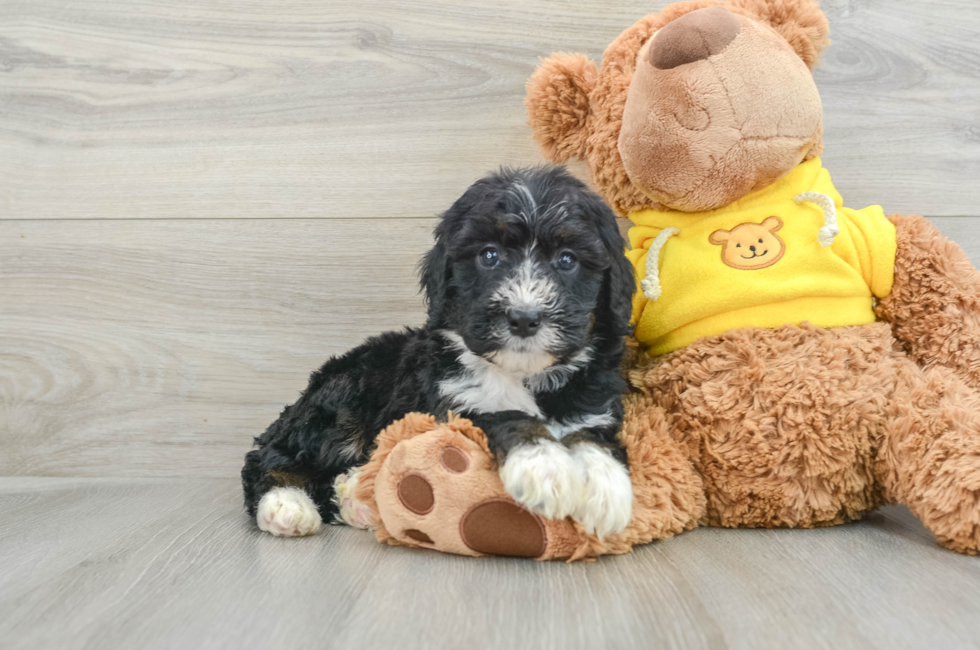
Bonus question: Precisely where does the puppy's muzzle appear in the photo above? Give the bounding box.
[506,308,541,338]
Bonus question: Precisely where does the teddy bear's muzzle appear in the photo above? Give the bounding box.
[649,5,741,70]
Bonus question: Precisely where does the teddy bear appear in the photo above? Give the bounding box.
[347,0,980,559]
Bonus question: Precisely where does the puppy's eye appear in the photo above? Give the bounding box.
[759,239,764,243]
[479,247,499,268]
[736,244,741,248]
[557,251,577,271]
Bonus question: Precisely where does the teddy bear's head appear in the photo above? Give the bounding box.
[526,0,830,215]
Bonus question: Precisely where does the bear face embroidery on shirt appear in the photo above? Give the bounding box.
[709,216,786,270]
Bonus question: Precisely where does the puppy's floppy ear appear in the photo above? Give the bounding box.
[419,181,486,328]
[586,193,635,337]
[418,241,449,327]
[525,53,598,164]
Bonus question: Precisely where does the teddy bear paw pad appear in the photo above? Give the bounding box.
[440,446,469,473]
[459,498,547,558]
[397,474,435,514]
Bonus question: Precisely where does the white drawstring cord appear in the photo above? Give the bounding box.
[640,227,679,301]
[794,191,839,247]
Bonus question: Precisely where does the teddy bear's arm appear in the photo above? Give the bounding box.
[875,213,980,390]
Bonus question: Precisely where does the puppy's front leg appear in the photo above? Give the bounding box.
[561,431,633,540]
[470,411,584,522]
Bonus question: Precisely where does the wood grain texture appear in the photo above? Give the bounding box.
[2,478,979,650]
[0,0,979,220]
[0,218,434,476]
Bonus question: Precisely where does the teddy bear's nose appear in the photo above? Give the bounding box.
[648,5,742,70]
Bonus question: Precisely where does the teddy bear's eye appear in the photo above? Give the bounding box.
[759,239,764,243]
[736,244,741,248]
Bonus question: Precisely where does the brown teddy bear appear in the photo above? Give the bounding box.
[350,0,980,559]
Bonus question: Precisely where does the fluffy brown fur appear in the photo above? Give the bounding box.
[876,214,980,391]
[524,52,597,164]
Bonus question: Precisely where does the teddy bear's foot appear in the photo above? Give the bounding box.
[357,414,584,559]
[879,360,980,555]
[374,429,560,557]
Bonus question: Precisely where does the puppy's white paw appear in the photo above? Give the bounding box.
[256,487,322,537]
[571,444,633,539]
[332,469,376,529]
[500,440,584,520]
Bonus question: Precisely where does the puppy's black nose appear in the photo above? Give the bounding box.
[507,309,541,338]
[750,245,757,252]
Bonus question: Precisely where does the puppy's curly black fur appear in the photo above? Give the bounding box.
[242,166,635,530]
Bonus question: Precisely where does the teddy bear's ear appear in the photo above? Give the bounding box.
[709,229,731,245]
[762,216,784,232]
[731,0,831,69]
[525,52,598,163]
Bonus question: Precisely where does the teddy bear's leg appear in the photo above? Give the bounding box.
[354,410,705,560]
[877,357,980,554]
[613,392,707,547]
[876,214,980,390]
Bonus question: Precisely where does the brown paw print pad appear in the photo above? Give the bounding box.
[397,474,434,515]
[440,446,469,473]
[403,529,434,544]
[460,498,547,558]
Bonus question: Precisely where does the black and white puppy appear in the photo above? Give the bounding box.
[242,166,636,539]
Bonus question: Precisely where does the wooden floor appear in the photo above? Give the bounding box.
[2,478,980,650]
[3,0,980,648]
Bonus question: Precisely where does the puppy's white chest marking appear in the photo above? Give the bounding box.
[439,333,543,417]
[438,331,596,422]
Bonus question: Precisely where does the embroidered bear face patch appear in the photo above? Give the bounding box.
[709,216,786,270]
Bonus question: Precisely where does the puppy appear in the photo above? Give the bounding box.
[242,166,636,540]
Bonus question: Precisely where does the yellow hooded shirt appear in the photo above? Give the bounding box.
[627,158,897,356]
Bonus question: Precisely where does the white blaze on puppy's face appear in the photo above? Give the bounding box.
[492,257,559,318]
[489,255,562,374]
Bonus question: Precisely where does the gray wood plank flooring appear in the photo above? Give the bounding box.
[2,478,980,650]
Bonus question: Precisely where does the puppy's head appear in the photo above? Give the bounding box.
[421,166,634,374]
